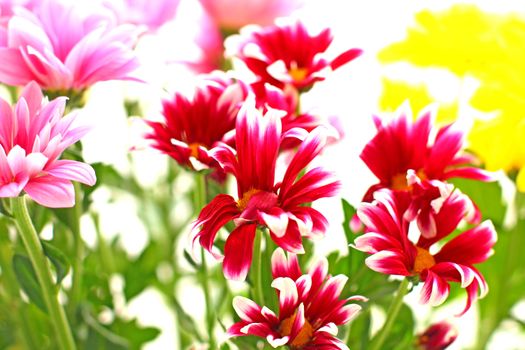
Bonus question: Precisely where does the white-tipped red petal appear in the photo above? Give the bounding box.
[272,277,299,319]
[223,223,257,281]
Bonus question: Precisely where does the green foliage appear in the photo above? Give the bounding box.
[13,254,47,312]
[42,240,71,285]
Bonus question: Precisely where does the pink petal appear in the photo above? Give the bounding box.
[0,48,34,86]
[24,175,74,208]
[46,159,96,186]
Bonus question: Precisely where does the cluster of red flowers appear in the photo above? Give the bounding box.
[355,105,497,315]
[145,19,365,349]
[144,12,498,348]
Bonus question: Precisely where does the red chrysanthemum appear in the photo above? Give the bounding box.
[228,248,365,349]
[354,189,496,315]
[193,97,340,280]
[145,72,246,172]
[227,20,362,91]
[250,82,340,148]
[360,104,494,201]
[417,321,458,350]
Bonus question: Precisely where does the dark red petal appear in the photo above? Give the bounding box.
[223,223,257,281]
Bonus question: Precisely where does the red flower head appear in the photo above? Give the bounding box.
[250,81,341,148]
[417,321,458,350]
[228,248,365,349]
[360,104,494,200]
[359,104,494,235]
[193,97,340,280]
[354,189,496,315]
[226,20,362,91]
[145,72,246,172]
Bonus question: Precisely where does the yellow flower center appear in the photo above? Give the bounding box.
[391,169,427,191]
[289,67,309,83]
[413,247,436,274]
[188,143,202,158]
[279,313,314,348]
[237,188,261,211]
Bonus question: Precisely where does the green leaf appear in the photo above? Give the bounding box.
[110,319,160,350]
[346,308,371,350]
[449,178,506,226]
[12,254,47,312]
[172,298,204,342]
[341,198,358,244]
[382,304,416,350]
[41,241,70,285]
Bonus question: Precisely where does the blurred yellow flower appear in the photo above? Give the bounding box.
[378,4,505,76]
[379,4,525,190]
[379,78,458,124]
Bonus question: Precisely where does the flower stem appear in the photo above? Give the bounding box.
[370,278,409,350]
[252,229,265,306]
[12,196,76,350]
[68,182,83,318]
[194,173,216,349]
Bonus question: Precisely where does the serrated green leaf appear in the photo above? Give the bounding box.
[41,240,70,285]
[12,254,47,312]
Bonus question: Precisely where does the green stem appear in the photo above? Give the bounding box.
[475,192,524,349]
[252,229,265,306]
[68,182,83,318]
[0,226,38,350]
[194,173,216,349]
[370,278,409,350]
[12,196,76,350]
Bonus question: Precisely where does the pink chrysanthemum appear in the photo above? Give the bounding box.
[228,248,365,349]
[145,72,246,172]
[0,82,96,207]
[227,20,362,91]
[0,0,141,90]
[104,0,181,31]
[200,0,304,30]
[193,97,340,280]
[354,189,496,315]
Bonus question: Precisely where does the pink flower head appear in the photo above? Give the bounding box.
[0,0,40,26]
[103,0,181,31]
[354,189,496,315]
[360,104,494,202]
[145,72,247,173]
[0,0,141,90]
[417,321,458,350]
[227,20,362,91]
[193,97,340,280]
[228,248,365,349]
[0,82,96,207]
[199,0,304,30]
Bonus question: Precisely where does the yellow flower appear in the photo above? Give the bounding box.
[379,78,458,124]
[378,5,505,76]
[379,4,525,190]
